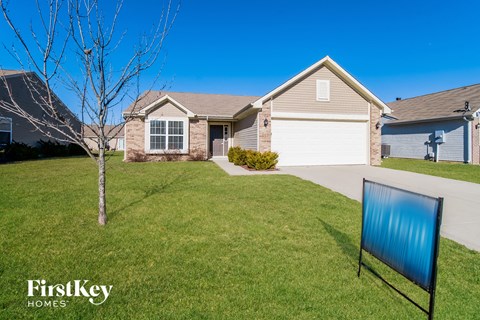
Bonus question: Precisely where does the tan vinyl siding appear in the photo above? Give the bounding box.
[84,137,123,151]
[233,112,258,150]
[272,65,369,115]
[148,101,187,118]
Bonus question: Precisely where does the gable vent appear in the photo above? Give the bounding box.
[316,80,330,101]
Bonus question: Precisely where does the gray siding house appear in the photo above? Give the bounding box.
[382,84,480,164]
[0,70,80,146]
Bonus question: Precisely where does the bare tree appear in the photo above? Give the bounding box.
[0,0,179,225]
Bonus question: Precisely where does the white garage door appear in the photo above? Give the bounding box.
[271,119,368,166]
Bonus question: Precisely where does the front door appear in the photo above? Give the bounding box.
[210,125,229,157]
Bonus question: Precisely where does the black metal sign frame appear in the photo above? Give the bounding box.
[357,179,443,320]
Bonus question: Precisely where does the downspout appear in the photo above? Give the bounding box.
[435,143,440,162]
[367,102,371,165]
[206,116,209,159]
[464,116,474,163]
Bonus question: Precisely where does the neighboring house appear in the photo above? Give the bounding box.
[0,70,80,146]
[123,56,391,166]
[382,84,480,164]
[83,125,125,151]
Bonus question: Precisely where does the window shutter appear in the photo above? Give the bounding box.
[316,80,330,101]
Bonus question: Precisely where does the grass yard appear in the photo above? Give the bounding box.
[1,154,479,319]
[381,158,480,184]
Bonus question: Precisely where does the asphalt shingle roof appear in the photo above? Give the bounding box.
[124,91,260,117]
[387,83,480,122]
[0,69,25,77]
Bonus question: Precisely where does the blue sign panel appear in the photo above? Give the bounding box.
[361,180,441,291]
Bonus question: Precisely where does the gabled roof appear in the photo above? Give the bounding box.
[123,91,260,118]
[0,69,25,77]
[139,94,196,117]
[0,69,80,127]
[251,56,391,113]
[386,83,480,124]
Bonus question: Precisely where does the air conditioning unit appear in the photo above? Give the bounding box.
[381,144,391,158]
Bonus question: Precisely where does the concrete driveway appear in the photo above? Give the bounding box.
[281,165,480,252]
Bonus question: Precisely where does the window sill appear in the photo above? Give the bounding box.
[146,150,188,155]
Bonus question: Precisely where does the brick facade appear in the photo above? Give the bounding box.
[124,118,208,162]
[124,118,145,161]
[188,119,208,160]
[370,104,382,166]
[472,118,479,165]
[258,100,271,152]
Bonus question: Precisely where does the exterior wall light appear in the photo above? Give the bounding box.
[264,118,269,127]
[375,121,381,130]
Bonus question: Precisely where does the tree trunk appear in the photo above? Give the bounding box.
[98,143,107,225]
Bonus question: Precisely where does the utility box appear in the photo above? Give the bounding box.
[381,144,391,158]
[435,130,445,143]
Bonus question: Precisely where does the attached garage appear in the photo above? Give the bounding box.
[271,119,368,166]
[251,56,390,167]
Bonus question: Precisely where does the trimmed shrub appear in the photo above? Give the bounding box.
[0,140,88,163]
[161,150,182,162]
[37,140,68,157]
[246,150,278,170]
[230,147,278,170]
[232,148,247,166]
[67,143,88,156]
[228,146,241,162]
[127,150,147,162]
[37,140,87,157]
[3,142,39,162]
[189,147,207,161]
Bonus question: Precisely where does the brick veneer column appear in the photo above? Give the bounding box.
[472,118,479,165]
[370,104,382,166]
[125,117,145,161]
[258,100,272,152]
[189,119,208,159]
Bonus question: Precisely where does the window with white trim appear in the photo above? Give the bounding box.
[150,120,166,150]
[149,119,185,151]
[0,117,12,146]
[316,79,330,101]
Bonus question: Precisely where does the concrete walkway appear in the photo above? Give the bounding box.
[211,158,284,176]
[281,165,480,252]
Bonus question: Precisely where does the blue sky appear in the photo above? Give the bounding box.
[1,0,480,115]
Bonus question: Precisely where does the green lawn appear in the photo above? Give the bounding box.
[1,154,479,319]
[381,158,480,184]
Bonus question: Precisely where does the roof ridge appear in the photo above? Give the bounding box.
[389,82,480,103]
[156,90,261,98]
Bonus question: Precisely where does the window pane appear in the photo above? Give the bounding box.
[150,120,166,135]
[168,121,183,135]
[0,132,10,145]
[168,135,183,150]
[0,118,11,131]
[150,135,166,150]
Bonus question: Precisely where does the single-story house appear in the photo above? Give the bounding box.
[123,56,391,166]
[382,84,480,164]
[0,70,80,146]
[83,125,125,151]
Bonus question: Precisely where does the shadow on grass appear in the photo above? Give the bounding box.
[319,219,359,267]
[109,171,188,221]
[319,219,427,312]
